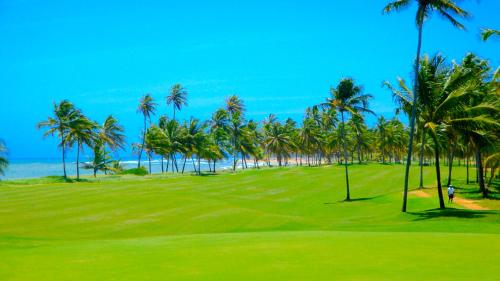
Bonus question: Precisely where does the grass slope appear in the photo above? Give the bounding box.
[0,164,499,280]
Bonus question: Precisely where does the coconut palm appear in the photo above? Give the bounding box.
[0,140,8,176]
[83,140,112,177]
[347,115,368,164]
[320,78,374,201]
[263,120,294,167]
[225,95,245,171]
[100,115,126,153]
[137,94,157,168]
[383,0,470,212]
[166,84,188,121]
[226,95,244,117]
[65,114,98,180]
[417,54,499,207]
[37,100,81,178]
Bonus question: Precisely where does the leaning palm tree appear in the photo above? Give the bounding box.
[65,114,98,180]
[0,139,8,176]
[137,94,157,168]
[320,78,374,201]
[383,0,469,212]
[37,100,81,178]
[100,115,126,153]
[166,84,188,121]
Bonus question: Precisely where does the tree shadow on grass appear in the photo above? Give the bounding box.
[408,208,496,221]
[196,172,219,177]
[324,196,382,205]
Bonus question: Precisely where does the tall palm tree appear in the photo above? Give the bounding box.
[383,0,469,212]
[320,78,374,201]
[137,94,157,168]
[225,95,245,171]
[65,114,98,180]
[37,100,81,178]
[166,84,188,121]
[0,139,8,176]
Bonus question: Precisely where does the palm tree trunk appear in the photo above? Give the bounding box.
[197,156,201,175]
[76,141,81,180]
[432,136,445,209]
[446,144,455,187]
[191,156,197,173]
[357,140,362,164]
[181,156,187,174]
[161,155,164,173]
[418,127,426,189]
[62,142,67,179]
[476,147,487,198]
[402,23,423,213]
[341,112,350,201]
[213,160,217,173]
[138,117,146,168]
[466,153,469,184]
[173,154,179,172]
[148,155,151,174]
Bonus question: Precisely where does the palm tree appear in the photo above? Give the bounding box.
[37,100,81,178]
[320,78,374,201]
[225,95,245,171]
[137,94,157,168]
[226,95,244,116]
[376,116,389,163]
[417,54,498,207]
[97,115,126,175]
[0,140,8,176]
[348,115,367,164]
[83,140,112,177]
[65,114,98,180]
[100,115,126,153]
[383,0,470,212]
[263,120,294,166]
[166,84,188,121]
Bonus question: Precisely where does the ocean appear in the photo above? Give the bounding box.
[0,157,246,180]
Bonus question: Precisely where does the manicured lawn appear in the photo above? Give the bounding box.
[0,164,499,280]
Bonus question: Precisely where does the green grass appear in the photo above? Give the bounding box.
[0,164,499,280]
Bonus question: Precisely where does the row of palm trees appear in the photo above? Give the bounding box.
[131,64,497,206]
[37,101,126,179]
[381,0,499,211]
[385,53,499,207]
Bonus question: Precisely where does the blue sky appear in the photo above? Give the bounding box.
[0,0,498,159]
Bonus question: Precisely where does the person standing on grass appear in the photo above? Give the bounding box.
[448,185,455,203]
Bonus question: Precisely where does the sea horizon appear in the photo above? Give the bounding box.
[0,156,241,180]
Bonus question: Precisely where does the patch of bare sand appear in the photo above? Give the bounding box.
[409,188,490,210]
[453,197,490,211]
[409,190,431,198]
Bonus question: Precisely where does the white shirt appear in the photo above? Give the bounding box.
[448,187,455,195]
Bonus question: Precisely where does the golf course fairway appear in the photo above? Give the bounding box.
[1,164,499,280]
